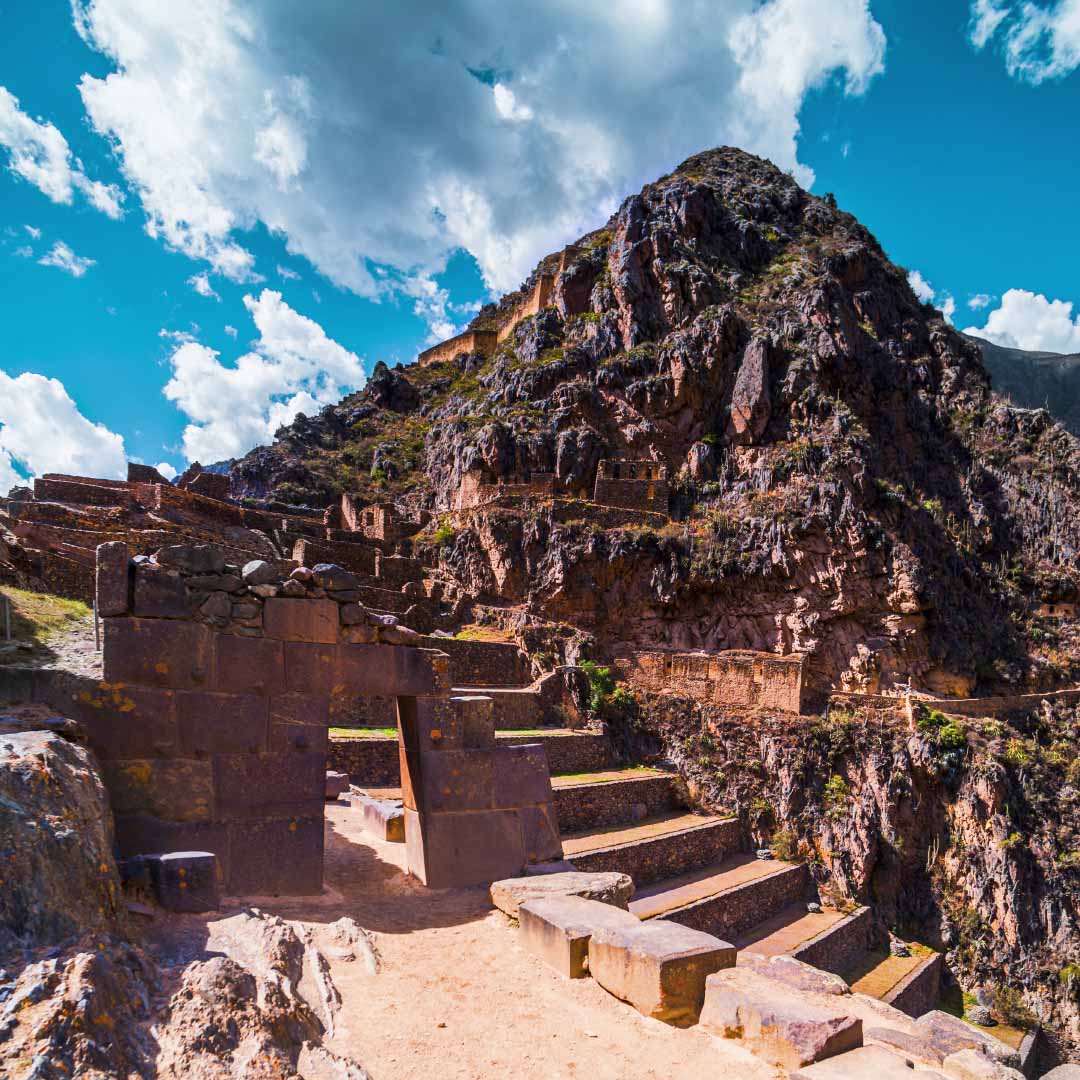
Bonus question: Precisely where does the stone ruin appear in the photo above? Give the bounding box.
[616,647,805,713]
[592,459,670,515]
[10,540,561,895]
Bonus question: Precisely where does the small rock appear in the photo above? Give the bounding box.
[490,871,635,917]
[231,601,261,619]
[372,612,399,627]
[281,579,307,597]
[242,559,280,586]
[380,625,420,645]
[340,603,369,626]
[966,1005,996,1027]
[312,563,358,591]
[200,592,233,620]
[806,901,822,914]
[291,565,315,583]
[250,584,279,598]
[755,849,774,860]
[889,939,911,957]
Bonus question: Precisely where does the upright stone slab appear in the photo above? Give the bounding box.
[96,541,131,616]
[148,851,219,912]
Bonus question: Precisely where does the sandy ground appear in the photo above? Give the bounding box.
[204,799,783,1080]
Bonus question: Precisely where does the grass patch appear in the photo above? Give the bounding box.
[0,586,91,646]
[330,726,397,739]
[552,765,662,784]
[453,625,515,643]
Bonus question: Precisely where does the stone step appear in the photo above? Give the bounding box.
[329,728,613,785]
[563,812,741,888]
[735,902,851,958]
[629,854,809,938]
[551,768,683,833]
[839,946,942,1016]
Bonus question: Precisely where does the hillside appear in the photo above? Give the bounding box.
[969,334,1080,438]
[226,146,1080,699]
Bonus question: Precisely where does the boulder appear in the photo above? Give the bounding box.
[489,870,634,917]
[1042,1067,1080,1079]
[518,895,639,978]
[588,918,734,1026]
[915,1011,1021,1069]
[313,563,359,591]
[790,1045,948,1079]
[700,966,862,1069]
[864,1026,945,1067]
[325,771,350,799]
[728,338,771,445]
[941,1048,1025,1079]
[737,951,851,997]
[242,559,280,586]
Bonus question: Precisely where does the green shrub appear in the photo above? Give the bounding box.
[580,660,616,713]
[432,519,455,546]
[916,707,967,752]
[770,828,799,862]
[992,986,1036,1029]
[823,774,850,818]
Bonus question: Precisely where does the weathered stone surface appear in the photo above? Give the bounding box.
[356,793,405,842]
[156,543,226,575]
[518,894,639,978]
[133,561,190,618]
[1042,1067,1080,1079]
[149,850,219,912]
[242,558,280,585]
[494,742,553,806]
[589,918,734,1025]
[790,1045,948,1079]
[520,802,564,864]
[456,694,495,748]
[96,541,130,616]
[405,806,524,889]
[213,751,326,820]
[728,338,771,445]
[69,682,178,760]
[915,1011,1021,1069]
[176,690,268,755]
[417,747,494,811]
[864,1026,945,1066]
[700,966,862,1068]
[0,731,121,946]
[104,617,214,690]
[269,692,329,753]
[737,951,851,997]
[942,1048,1025,1079]
[489,869,635,917]
[215,633,284,695]
[226,815,324,895]
[102,757,214,822]
[313,562,358,591]
[264,597,340,642]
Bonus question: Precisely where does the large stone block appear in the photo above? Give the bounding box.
[148,851,219,913]
[399,745,420,812]
[489,869,635,917]
[226,815,324,895]
[520,803,563,864]
[790,1045,948,1080]
[588,919,735,1026]
[699,967,862,1069]
[133,562,191,618]
[269,693,329,753]
[417,748,494,812]
[213,751,327,820]
[518,895,639,978]
[283,642,339,695]
[941,1049,1024,1079]
[915,1012,1021,1069]
[112,814,231,881]
[356,794,405,842]
[738,952,851,997]
[102,758,214,822]
[176,691,268,756]
[95,541,130,616]
[214,634,284,695]
[103,618,214,690]
[264,597,340,643]
[456,694,495,748]
[400,695,463,751]
[337,643,441,696]
[404,806,525,888]
[493,743,553,807]
[70,683,177,759]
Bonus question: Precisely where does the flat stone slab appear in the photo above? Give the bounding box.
[355,793,405,843]
[865,1026,946,1067]
[700,967,862,1070]
[915,1011,1021,1069]
[1042,1067,1080,1079]
[790,1045,948,1079]
[588,918,734,1026]
[941,1048,1025,1079]
[325,770,350,799]
[490,870,634,918]
[519,895,640,978]
[738,951,851,997]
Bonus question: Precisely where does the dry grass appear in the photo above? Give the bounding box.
[0,585,90,646]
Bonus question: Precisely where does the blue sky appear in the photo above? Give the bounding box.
[1,0,1079,490]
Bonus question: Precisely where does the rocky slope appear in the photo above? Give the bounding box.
[970,335,1080,439]
[226,146,1080,699]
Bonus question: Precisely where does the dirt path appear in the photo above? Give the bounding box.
[233,801,782,1080]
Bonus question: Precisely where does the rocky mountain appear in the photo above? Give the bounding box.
[226,146,1080,699]
[969,335,1080,438]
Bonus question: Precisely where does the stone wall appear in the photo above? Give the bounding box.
[340,496,420,543]
[789,906,872,975]
[592,460,670,515]
[617,649,805,714]
[880,952,942,1017]
[454,470,556,510]
[495,274,555,344]
[292,536,377,576]
[416,635,532,687]
[417,329,497,367]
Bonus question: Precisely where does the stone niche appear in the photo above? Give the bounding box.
[86,542,560,895]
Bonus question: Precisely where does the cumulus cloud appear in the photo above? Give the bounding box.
[38,241,96,277]
[188,271,220,300]
[224,324,238,338]
[154,460,178,480]
[72,0,886,300]
[908,269,936,304]
[968,0,1080,82]
[0,368,127,488]
[964,288,1080,353]
[163,288,365,462]
[277,264,300,280]
[0,85,124,217]
[968,293,994,310]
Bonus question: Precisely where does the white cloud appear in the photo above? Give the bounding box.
[968,293,994,310]
[24,224,40,239]
[224,324,238,338]
[908,269,936,304]
[968,0,1080,82]
[38,241,96,277]
[0,368,127,487]
[154,460,178,480]
[940,295,956,324]
[187,271,220,300]
[13,245,33,259]
[277,264,300,280]
[964,288,1080,353]
[72,0,886,299]
[0,85,124,218]
[162,288,366,462]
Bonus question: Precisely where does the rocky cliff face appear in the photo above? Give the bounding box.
[227,147,1080,697]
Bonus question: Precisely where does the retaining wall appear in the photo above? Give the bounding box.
[790,906,873,975]
[881,952,942,1017]
[418,635,532,687]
